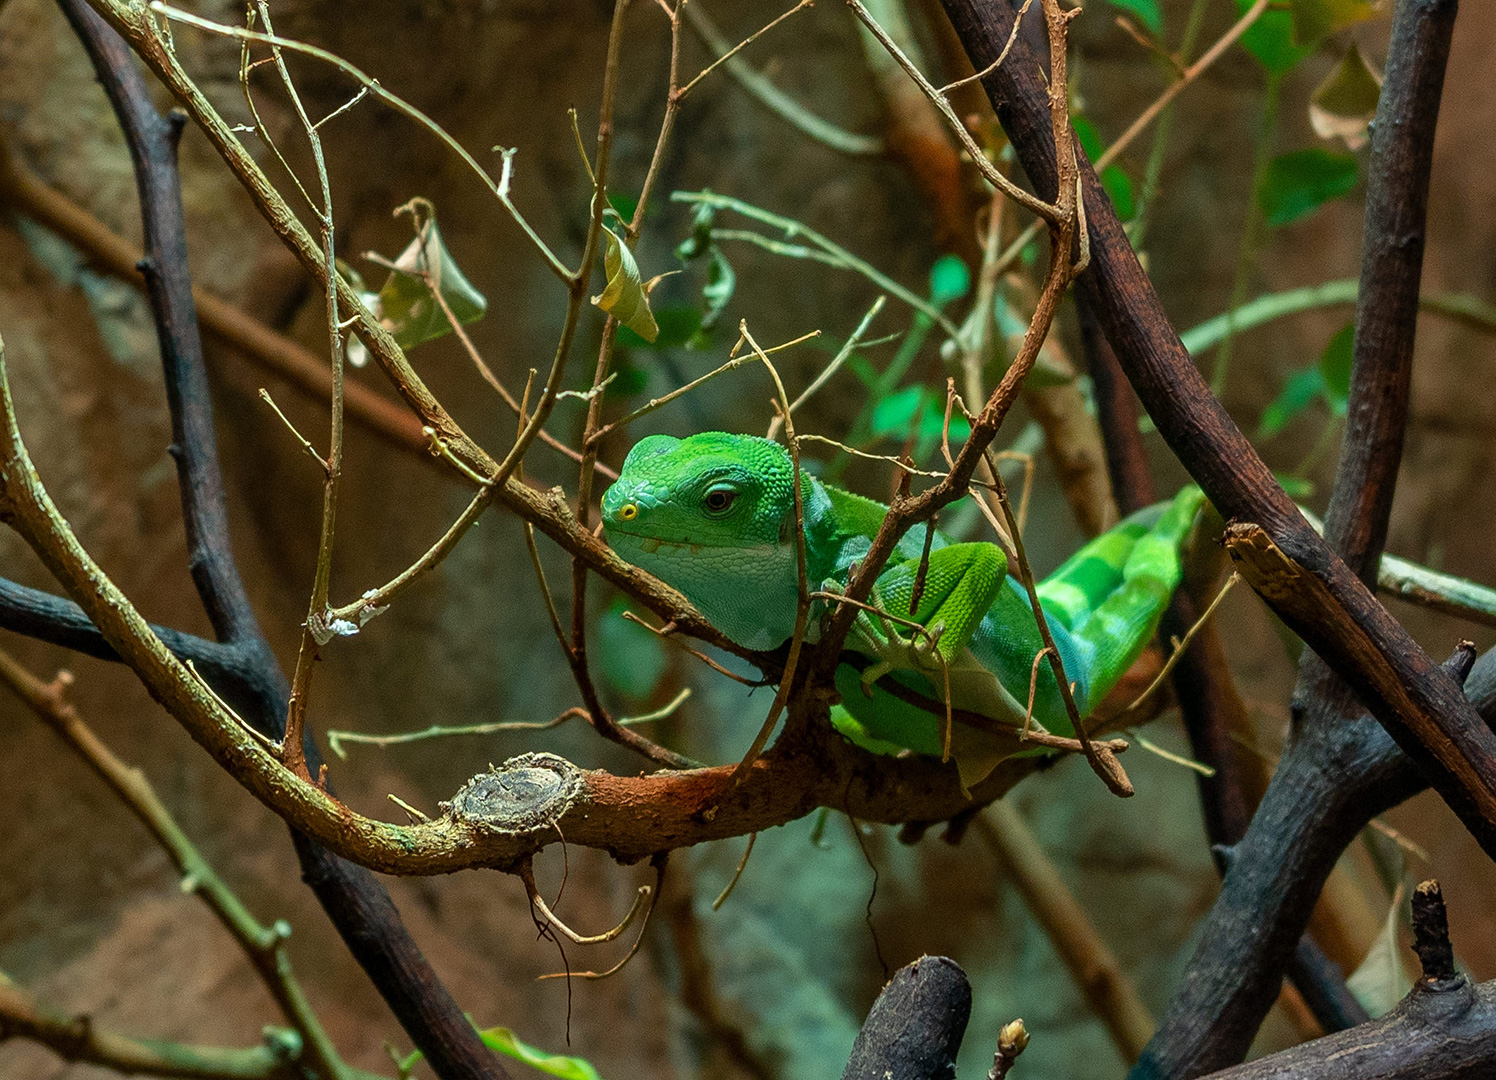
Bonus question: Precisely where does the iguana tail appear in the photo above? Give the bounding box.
[1035,485,1208,707]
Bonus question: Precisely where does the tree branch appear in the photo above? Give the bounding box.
[841,956,971,1080]
[1201,977,1496,1080]
[0,976,318,1080]
[1129,643,1487,1079]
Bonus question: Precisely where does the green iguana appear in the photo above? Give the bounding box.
[601,432,1206,782]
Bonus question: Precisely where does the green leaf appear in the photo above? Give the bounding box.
[869,385,969,448]
[618,305,702,349]
[1105,0,1162,33]
[1291,0,1379,47]
[365,198,488,351]
[479,1028,603,1080]
[608,192,639,225]
[1259,148,1359,227]
[700,249,736,332]
[1258,366,1325,438]
[1070,116,1136,222]
[606,354,650,396]
[870,385,926,440]
[1237,0,1316,74]
[1310,43,1383,150]
[676,198,717,262]
[401,1026,603,1080]
[1348,884,1413,1019]
[1274,473,1316,499]
[598,597,666,700]
[929,254,971,307]
[1318,320,1355,413]
[593,227,660,343]
[1101,165,1136,222]
[1070,113,1105,162]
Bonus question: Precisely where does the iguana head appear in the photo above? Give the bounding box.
[601,432,803,649]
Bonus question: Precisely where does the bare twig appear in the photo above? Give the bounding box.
[681,1,885,156]
[678,0,812,99]
[976,804,1154,1061]
[846,0,1060,225]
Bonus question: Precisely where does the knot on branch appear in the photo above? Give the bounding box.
[441,753,582,835]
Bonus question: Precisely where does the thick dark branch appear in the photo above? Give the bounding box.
[60,0,264,650]
[841,956,971,1080]
[0,576,281,722]
[937,0,1496,857]
[1081,256,1365,1032]
[1327,0,1452,581]
[1201,976,1496,1080]
[1271,0,1457,1048]
[54,4,511,1076]
[1293,0,1455,764]
[1130,644,1487,1079]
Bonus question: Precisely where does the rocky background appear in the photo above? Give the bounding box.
[1,0,1494,1077]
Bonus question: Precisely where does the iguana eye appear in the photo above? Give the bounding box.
[703,486,737,514]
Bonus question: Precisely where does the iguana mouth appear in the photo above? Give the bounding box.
[606,527,768,554]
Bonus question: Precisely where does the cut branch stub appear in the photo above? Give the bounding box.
[1411,879,1457,985]
[442,753,584,836]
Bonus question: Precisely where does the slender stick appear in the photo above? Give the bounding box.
[847,0,1060,225]
[977,804,1154,1061]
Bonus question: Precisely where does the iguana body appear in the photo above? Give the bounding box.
[601,432,1205,777]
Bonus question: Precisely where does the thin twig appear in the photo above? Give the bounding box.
[990,453,1132,796]
[678,0,813,99]
[1123,572,1241,715]
[734,322,813,775]
[681,1,885,156]
[711,832,758,909]
[767,295,887,441]
[940,0,1032,93]
[847,0,1060,224]
[522,860,653,945]
[327,692,689,758]
[589,329,819,446]
[153,2,571,280]
[671,190,958,334]
[988,0,1272,282]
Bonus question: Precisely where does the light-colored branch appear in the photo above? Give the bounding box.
[1296,507,1496,629]
[0,976,315,1080]
[1180,278,1496,356]
[326,690,689,758]
[0,649,359,1080]
[678,0,812,99]
[976,804,1154,1062]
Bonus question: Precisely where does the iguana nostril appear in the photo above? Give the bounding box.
[618,503,639,521]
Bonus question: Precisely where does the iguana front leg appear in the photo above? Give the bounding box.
[848,542,1007,689]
